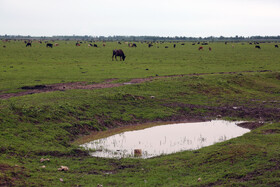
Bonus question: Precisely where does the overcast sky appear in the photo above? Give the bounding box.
[1,0,280,37]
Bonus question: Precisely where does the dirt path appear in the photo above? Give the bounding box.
[0,70,272,99]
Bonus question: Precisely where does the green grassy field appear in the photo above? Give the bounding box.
[1,40,280,91]
[0,40,280,186]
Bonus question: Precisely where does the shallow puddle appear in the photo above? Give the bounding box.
[81,120,250,159]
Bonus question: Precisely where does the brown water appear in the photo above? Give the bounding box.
[81,120,250,159]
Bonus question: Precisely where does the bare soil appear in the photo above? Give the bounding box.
[0,70,272,99]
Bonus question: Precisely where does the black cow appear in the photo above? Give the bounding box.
[255,45,261,49]
[112,49,126,61]
[131,43,137,47]
[93,44,98,47]
[173,44,176,48]
[148,44,153,48]
[46,43,53,48]
[26,42,32,47]
[275,45,279,48]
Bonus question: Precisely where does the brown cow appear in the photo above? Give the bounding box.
[198,46,203,50]
[112,49,126,61]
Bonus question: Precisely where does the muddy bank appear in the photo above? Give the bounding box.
[0,70,272,99]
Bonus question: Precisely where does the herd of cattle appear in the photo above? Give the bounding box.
[1,39,279,61]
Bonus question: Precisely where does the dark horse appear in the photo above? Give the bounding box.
[112,49,126,61]
[26,42,32,47]
[46,43,53,48]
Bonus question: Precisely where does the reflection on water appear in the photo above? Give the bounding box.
[81,120,250,159]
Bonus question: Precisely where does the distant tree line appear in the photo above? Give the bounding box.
[1,34,280,42]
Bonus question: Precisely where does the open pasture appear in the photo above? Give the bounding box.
[1,40,280,186]
[1,40,280,92]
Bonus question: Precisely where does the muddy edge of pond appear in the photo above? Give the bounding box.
[236,121,265,130]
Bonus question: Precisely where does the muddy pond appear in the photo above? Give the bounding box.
[81,120,250,159]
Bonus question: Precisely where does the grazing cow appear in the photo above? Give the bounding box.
[103,43,106,47]
[26,42,32,47]
[173,44,176,48]
[93,44,98,47]
[275,45,279,48]
[131,43,137,47]
[198,46,203,50]
[88,44,93,47]
[209,47,212,51]
[112,49,126,61]
[165,46,168,48]
[46,43,53,48]
[3,45,6,48]
[54,43,59,46]
[255,45,261,49]
[192,43,195,45]
[148,44,153,48]
[134,149,142,157]
[76,43,80,46]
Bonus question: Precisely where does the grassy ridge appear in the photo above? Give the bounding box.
[0,41,280,186]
